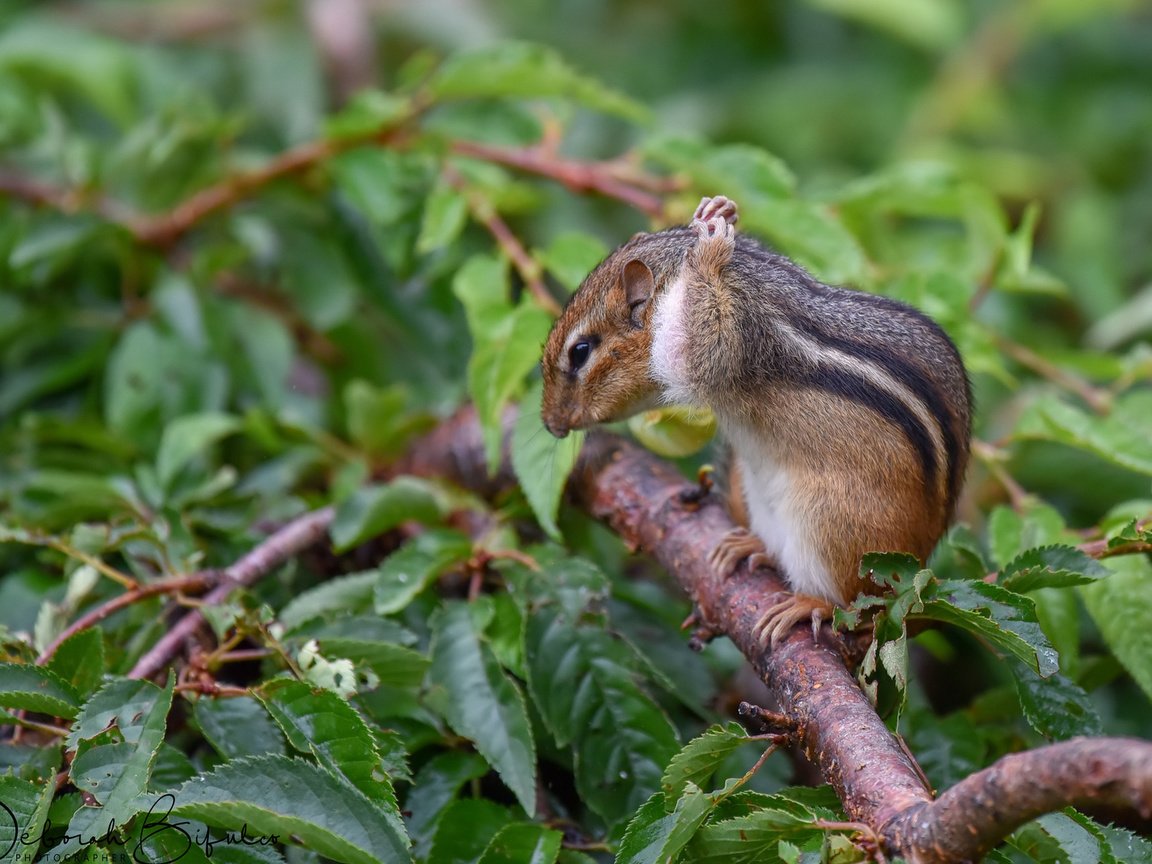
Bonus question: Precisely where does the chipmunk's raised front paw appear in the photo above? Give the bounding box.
[753,593,836,648]
[693,195,739,226]
[708,527,775,577]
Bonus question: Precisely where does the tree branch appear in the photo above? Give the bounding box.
[128,507,333,680]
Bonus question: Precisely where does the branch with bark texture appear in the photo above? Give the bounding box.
[399,407,1152,863]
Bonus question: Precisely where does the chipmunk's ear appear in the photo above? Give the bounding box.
[622,259,654,311]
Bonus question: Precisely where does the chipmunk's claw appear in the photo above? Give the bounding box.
[753,594,836,648]
[708,527,775,577]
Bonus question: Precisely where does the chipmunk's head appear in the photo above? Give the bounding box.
[540,239,668,438]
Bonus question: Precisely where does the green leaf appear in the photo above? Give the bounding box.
[478,823,563,864]
[1037,811,1111,864]
[999,544,1111,593]
[644,137,795,201]
[511,379,584,540]
[374,529,474,615]
[805,0,962,51]
[426,603,537,815]
[51,677,173,861]
[155,412,241,488]
[1015,391,1152,477]
[418,179,469,254]
[280,570,378,631]
[344,380,435,459]
[167,754,412,864]
[535,232,609,294]
[1010,658,1101,740]
[617,786,713,864]
[0,774,54,864]
[331,477,445,552]
[0,663,79,719]
[1080,555,1152,703]
[193,695,286,760]
[452,255,554,470]
[430,41,647,122]
[919,580,1060,678]
[627,406,717,458]
[316,638,430,689]
[258,679,398,807]
[66,678,168,748]
[987,504,1073,567]
[524,601,679,826]
[44,628,104,698]
[406,751,490,857]
[427,799,514,864]
[661,724,750,807]
[681,797,824,863]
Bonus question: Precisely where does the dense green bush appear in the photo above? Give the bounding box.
[0,2,1150,862]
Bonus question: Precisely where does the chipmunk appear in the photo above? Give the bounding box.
[540,196,971,646]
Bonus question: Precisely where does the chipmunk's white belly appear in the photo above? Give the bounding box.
[649,275,696,405]
[726,423,839,602]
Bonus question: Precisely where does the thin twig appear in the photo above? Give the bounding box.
[971,438,1031,511]
[128,507,334,680]
[1078,519,1151,559]
[36,572,216,665]
[443,164,562,316]
[451,139,668,218]
[997,335,1112,414]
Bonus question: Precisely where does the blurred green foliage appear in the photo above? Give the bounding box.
[1,1,1151,862]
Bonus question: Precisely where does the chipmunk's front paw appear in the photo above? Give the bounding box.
[693,195,739,226]
[708,527,775,577]
[753,593,836,648]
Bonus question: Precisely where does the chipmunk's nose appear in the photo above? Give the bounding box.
[543,419,571,440]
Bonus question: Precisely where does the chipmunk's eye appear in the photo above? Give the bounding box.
[568,340,593,371]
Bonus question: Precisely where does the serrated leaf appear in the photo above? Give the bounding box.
[280,571,378,631]
[194,695,286,760]
[166,754,411,864]
[681,801,822,864]
[417,180,469,255]
[524,604,679,827]
[258,679,397,807]
[536,232,609,294]
[661,724,749,807]
[155,412,241,488]
[1080,555,1152,703]
[1037,811,1111,864]
[918,579,1060,678]
[1000,545,1110,593]
[51,678,173,861]
[426,603,536,814]
[430,41,647,121]
[374,529,473,614]
[1010,658,1101,740]
[331,477,444,551]
[627,406,717,458]
[0,774,54,864]
[988,504,1073,568]
[478,823,563,864]
[617,786,713,864]
[66,677,168,748]
[44,627,104,698]
[511,379,583,540]
[316,638,429,689]
[0,663,79,718]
